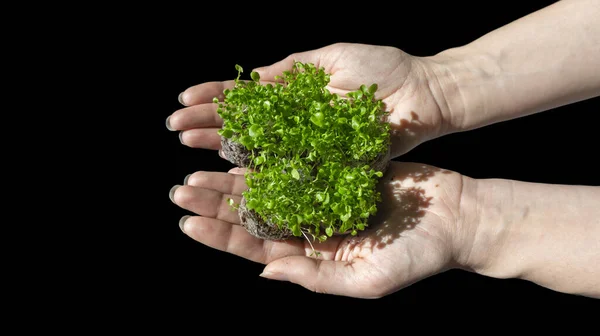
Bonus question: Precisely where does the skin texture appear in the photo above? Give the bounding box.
[424,0,600,133]
[170,163,468,298]
[167,0,600,299]
[459,178,600,298]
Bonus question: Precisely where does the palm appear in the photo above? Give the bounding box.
[168,43,446,159]
[304,44,446,158]
[171,162,463,298]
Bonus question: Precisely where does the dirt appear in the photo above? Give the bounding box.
[238,197,294,240]
[221,136,253,168]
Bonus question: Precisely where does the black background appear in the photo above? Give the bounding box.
[132,0,598,321]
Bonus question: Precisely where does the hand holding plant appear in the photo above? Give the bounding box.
[168,43,454,159]
[167,47,469,297]
[172,162,467,298]
[169,0,600,298]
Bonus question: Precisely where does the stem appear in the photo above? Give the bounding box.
[301,229,321,257]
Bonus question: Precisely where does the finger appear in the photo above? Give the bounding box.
[229,167,258,176]
[228,167,249,175]
[180,215,307,264]
[184,171,247,195]
[180,78,279,106]
[168,103,223,131]
[179,128,221,150]
[260,256,377,298]
[179,80,237,106]
[253,51,321,81]
[171,185,241,224]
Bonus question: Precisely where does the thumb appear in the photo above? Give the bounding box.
[253,51,321,81]
[260,256,377,298]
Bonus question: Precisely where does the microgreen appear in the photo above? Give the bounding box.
[216,61,390,242]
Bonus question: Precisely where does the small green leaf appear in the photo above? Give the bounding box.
[291,169,300,180]
[368,83,378,95]
[325,227,333,237]
[341,221,352,232]
[292,224,301,237]
[218,129,233,138]
[238,135,254,149]
[246,199,257,210]
[351,116,360,130]
[251,71,260,82]
[235,64,243,73]
[249,124,263,137]
[310,112,324,127]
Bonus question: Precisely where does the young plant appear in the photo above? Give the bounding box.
[216,62,391,243]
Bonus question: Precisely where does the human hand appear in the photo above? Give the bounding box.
[167,43,454,158]
[169,161,469,298]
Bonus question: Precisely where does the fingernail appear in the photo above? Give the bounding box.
[218,150,225,159]
[183,174,191,185]
[179,132,184,144]
[169,185,181,202]
[166,116,174,131]
[179,215,190,232]
[259,271,288,282]
[178,92,185,105]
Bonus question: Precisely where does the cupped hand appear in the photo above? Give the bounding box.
[169,162,468,298]
[166,43,451,158]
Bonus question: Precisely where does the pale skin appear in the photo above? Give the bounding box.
[167,0,600,298]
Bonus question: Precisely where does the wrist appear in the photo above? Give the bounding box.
[419,46,499,135]
[451,177,523,279]
[455,177,600,297]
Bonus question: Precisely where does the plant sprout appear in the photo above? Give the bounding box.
[216,62,391,242]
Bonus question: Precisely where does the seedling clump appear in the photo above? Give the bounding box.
[216,62,391,243]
